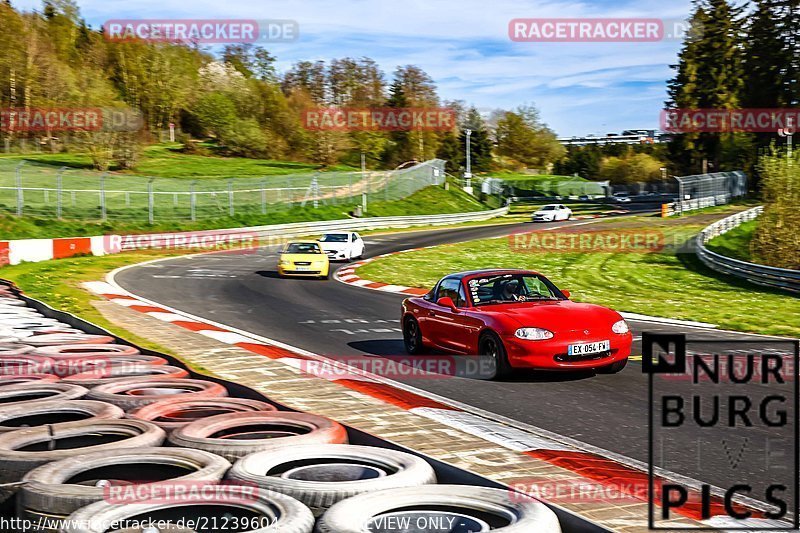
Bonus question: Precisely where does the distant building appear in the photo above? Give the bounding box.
[558,130,670,146]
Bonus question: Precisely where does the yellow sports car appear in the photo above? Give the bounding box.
[277,241,330,279]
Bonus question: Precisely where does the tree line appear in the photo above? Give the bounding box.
[0,0,564,173]
[667,0,799,186]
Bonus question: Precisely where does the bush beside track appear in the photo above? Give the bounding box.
[356,207,800,337]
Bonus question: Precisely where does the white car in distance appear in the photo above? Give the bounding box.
[318,232,365,262]
[531,204,572,222]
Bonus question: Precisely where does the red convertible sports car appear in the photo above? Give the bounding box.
[401,269,632,377]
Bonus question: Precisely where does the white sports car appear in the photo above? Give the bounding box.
[532,204,572,222]
[318,232,365,262]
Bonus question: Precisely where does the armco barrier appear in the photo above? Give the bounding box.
[696,206,800,293]
[0,206,508,265]
[115,206,509,251]
[0,279,608,533]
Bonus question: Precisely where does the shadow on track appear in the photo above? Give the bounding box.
[347,339,598,383]
[348,339,407,356]
[255,270,328,281]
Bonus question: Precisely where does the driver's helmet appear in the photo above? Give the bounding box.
[502,279,520,300]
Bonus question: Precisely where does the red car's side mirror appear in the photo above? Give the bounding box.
[562,290,571,299]
[437,297,458,311]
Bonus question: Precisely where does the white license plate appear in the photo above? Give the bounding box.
[568,340,610,356]
[295,266,311,271]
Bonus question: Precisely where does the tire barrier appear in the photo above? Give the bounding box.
[33,344,140,358]
[63,489,315,533]
[0,374,60,386]
[315,485,563,533]
[0,419,166,483]
[0,310,42,318]
[128,398,276,432]
[30,348,145,378]
[21,333,115,347]
[0,354,55,375]
[64,365,189,387]
[69,354,169,368]
[11,325,81,336]
[0,382,87,406]
[20,447,231,531]
[0,318,61,329]
[87,378,228,410]
[0,343,34,356]
[227,444,437,515]
[0,400,123,433]
[168,412,349,461]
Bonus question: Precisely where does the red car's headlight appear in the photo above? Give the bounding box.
[514,328,554,340]
[612,320,630,334]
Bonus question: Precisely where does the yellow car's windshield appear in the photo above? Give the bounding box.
[285,243,322,254]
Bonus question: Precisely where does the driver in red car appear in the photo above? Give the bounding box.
[501,279,521,301]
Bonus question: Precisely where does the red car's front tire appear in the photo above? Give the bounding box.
[479,331,511,379]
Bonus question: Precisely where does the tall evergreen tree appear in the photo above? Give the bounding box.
[666,0,745,175]
[666,5,707,175]
[741,0,794,171]
[460,107,493,173]
[383,77,412,166]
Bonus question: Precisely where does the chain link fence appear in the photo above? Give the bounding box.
[674,171,747,215]
[508,178,608,197]
[0,159,446,222]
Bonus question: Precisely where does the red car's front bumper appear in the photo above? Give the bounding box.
[502,332,633,370]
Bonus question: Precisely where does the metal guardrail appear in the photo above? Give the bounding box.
[118,206,510,251]
[696,206,800,294]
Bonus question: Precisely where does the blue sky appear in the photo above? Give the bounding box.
[16,0,693,136]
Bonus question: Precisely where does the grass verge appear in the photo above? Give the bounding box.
[357,208,799,337]
[705,220,756,263]
[0,143,354,177]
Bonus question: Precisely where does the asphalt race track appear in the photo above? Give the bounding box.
[115,219,797,507]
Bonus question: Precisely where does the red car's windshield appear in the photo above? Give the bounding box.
[467,274,563,305]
